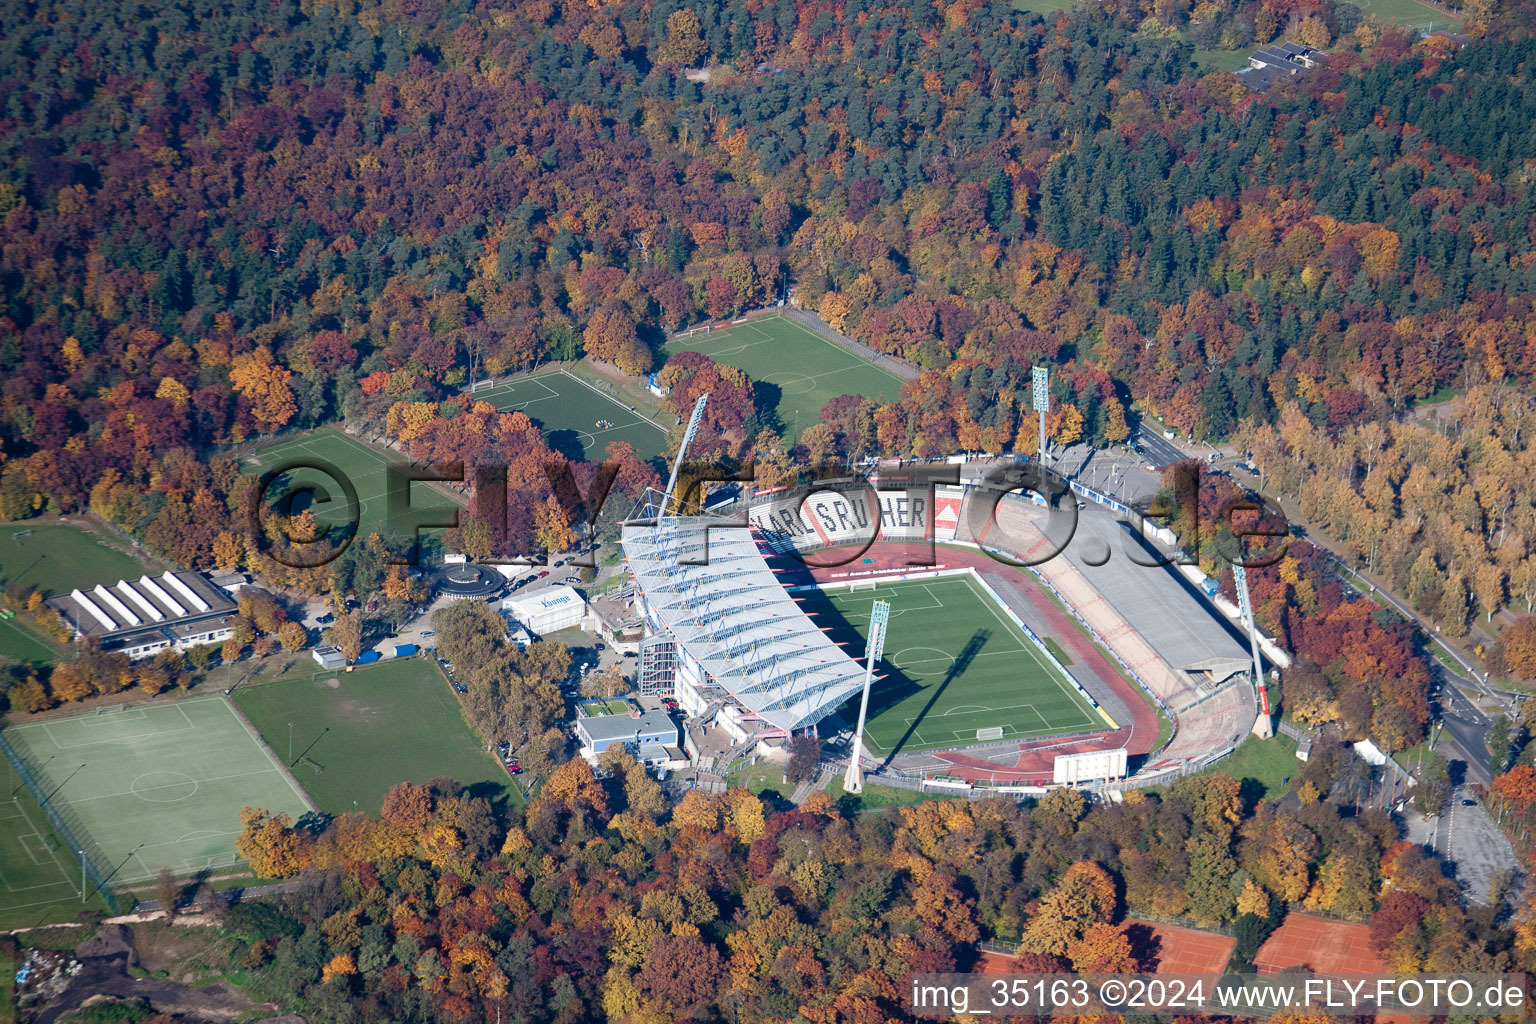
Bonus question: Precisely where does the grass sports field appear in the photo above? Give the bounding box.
[242,426,463,553]
[803,574,1105,757]
[0,521,152,664]
[474,368,671,460]
[1,697,310,886]
[0,755,114,929]
[662,315,904,437]
[233,658,518,816]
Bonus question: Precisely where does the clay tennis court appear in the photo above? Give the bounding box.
[1125,920,1236,973]
[1254,913,1387,974]
[976,919,1233,975]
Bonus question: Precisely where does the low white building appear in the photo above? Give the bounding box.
[502,585,586,635]
[313,645,346,670]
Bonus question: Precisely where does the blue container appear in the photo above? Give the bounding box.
[356,650,382,664]
[393,644,418,657]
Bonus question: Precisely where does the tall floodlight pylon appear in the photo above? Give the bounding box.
[1233,562,1274,738]
[654,394,709,564]
[843,599,890,794]
[660,394,709,517]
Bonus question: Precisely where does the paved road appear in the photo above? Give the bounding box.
[1133,424,1189,468]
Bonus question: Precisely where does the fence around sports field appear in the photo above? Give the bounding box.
[0,728,121,914]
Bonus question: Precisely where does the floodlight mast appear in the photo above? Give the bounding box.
[658,395,709,518]
[843,599,890,795]
[1233,562,1273,738]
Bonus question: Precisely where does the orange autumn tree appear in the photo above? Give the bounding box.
[228,346,297,431]
[1020,860,1117,957]
[235,807,310,878]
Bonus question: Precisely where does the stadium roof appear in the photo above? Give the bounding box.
[621,515,868,732]
[1062,512,1252,685]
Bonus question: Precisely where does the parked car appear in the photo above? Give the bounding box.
[564,576,580,584]
[595,642,605,650]
[317,613,335,625]
[536,570,549,578]
[422,630,435,637]
[661,697,679,711]
[1462,799,1477,806]
[623,651,638,658]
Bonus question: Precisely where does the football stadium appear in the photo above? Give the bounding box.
[620,456,1270,790]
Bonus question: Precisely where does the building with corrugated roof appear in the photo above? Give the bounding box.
[46,571,239,660]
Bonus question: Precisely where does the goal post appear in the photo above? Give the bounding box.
[849,580,880,592]
[976,725,1005,742]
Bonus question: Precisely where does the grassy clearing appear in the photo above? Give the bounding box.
[0,520,154,664]
[662,315,903,438]
[240,426,463,553]
[729,760,797,801]
[823,775,961,813]
[1009,0,1077,15]
[476,368,671,461]
[1184,734,1301,803]
[233,658,519,817]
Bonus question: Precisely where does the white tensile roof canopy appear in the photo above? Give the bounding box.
[621,515,867,733]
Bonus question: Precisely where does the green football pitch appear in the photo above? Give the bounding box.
[243,426,464,553]
[804,575,1105,757]
[473,368,671,460]
[0,755,114,928]
[233,658,519,817]
[0,521,152,664]
[662,315,904,437]
[1,697,311,886]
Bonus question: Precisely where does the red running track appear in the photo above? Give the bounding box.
[767,541,1163,782]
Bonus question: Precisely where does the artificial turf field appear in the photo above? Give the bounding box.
[0,521,152,664]
[474,368,671,460]
[233,658,518,817]
[1,697,310,886]
[0,755,113,928]
[242,426,464,552]
[580,698,629,717]
[662,315,904,437]
[805,574,1104,757]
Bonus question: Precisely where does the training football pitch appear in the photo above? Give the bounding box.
[662,315,904,437]
[233,658,519,816]
[243,426,464,552]
[473,368,671,460]
[805,575,1106,757]
[1,697,311,887]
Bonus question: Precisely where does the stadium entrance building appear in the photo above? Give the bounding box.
[620,515,868,743]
